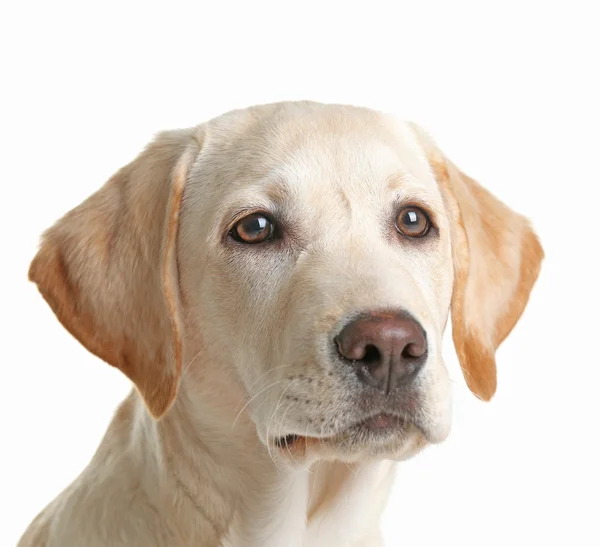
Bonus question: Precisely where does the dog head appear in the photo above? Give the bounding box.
[29,102,543,463]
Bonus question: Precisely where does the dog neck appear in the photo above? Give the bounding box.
[156,378,309,546]
[113,368,394,547]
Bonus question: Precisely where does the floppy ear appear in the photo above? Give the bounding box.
[410,124,544,401]
[29,128,202,418]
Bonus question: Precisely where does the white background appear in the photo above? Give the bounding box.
[1,1,599,546]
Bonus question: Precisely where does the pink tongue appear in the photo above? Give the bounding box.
[364,414,393,429]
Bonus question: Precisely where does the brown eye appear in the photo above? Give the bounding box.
[230,213,275,244]
[395,206,431,238]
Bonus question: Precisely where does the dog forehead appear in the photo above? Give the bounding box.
[203,102,440,208]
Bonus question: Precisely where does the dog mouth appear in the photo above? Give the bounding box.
[274,434,303,449]
[273,412,410,450]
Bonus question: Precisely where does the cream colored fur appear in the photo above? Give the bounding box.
[20,101,543,546]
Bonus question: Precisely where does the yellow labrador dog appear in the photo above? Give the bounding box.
[20,102,543,547]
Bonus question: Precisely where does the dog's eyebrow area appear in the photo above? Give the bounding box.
[217,173,324,234]
[217,164,447,242]
[390,188,447,222]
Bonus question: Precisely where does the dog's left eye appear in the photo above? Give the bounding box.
[230,213,275,244]
[395,206,431,238]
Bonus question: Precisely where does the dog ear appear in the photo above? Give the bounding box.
[29,128,202,418]
[410,124,543,401]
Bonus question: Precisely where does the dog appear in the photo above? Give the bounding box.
[19,101,543,546]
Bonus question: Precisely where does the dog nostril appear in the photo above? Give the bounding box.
[363,344,381,363]
[402,342,425,359]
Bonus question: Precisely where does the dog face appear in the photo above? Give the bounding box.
[179,104,455,461]
[29,102,543,463]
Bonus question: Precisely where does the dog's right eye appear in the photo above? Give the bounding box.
[230,213,275,244]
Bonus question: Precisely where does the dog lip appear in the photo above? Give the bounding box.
[273,412,410,448]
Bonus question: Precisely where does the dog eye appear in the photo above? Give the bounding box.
[395,206,430,238]
[230,213,275,244]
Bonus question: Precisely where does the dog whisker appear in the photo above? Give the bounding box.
[232,379,286,430]
[239,364,296,404]
[181,347,205,379]
[265,379,302,464]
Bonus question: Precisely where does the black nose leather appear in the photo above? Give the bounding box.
[334,311,427,393]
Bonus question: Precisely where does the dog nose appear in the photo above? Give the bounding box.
[334,312,427,393]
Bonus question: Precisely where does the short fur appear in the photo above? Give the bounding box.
[20,102,543,547]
